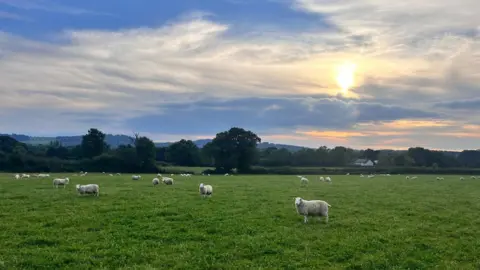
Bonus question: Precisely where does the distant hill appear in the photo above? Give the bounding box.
[0,133,307,151]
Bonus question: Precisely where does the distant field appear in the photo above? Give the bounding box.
[1,173,480,269]
[160,166,213,174]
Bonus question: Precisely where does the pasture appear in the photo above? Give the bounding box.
[1,173,480,269]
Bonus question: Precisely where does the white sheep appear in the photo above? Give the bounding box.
[460,177,465,180]
[132,175,141,180]
[367,174,375,178]
[360,174,364,178]
[224,173,229,176]
[471,176,477,179]
[325,176,331,182]
[199,183,213,198]
[109,174,113,176]
[411,176,418,180]
[436,177,444,180]
[53,177,69,188]
[300,177,309,186]
[76,184,99,196]
[294,197,331,224]
[14,174,20,180]
[157,173,162,177]
[162,177,173,185]
[80,172,88,177]
[319,176,324,181]
[152,178,160,186]
[21,173,30,178]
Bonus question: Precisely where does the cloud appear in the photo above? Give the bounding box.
[1,2,479,150]
[435,99,480,110]
[0,0,109,15]
[0,10,30,21]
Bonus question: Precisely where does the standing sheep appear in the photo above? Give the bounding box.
[294,197,331,224]
[199,183,213,198]
[152,178,160,186]
[76,184,99,196]
[132,175,141,180]
[162,177,173,185]
[300,177,309,186]
[53,178,69,188]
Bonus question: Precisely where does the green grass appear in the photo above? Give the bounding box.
[1,173,480,269]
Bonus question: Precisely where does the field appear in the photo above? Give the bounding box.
[1,173,480,269]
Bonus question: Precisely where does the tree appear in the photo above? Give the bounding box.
[81,128,107,158]
[209,127,261,173]
[134,133,156,171]
[166,139,201,166]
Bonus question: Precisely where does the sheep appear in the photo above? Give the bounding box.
[109,174,113,176]
[411,176,418,180]
[76,184,99,196]
[325,176,331,182]
[460,177,465,180]
[436,177,444,180]
[471,176,477,180]
[162,177,173,185]
[152,178,160,186]
[224,173,229,176]
[294,197,331,224]
[157,173,162,177]
[199,183,213,198]
[14,174,20,180]
[37,173,50,178]
[116,173,121,176]
[53,177,69,188]
[300,177,309,186]
[132,175,141,180]
[319,176,324,181]
[21,173,30,178]
[405,176,410,179]
[367,174,375,178]
[360,174,364,178]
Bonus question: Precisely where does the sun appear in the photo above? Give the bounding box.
[335,62,357,95]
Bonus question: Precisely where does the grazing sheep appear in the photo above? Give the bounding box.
[367,174,375,178]
[152,178,160,186]
[53,177,69,188]
[14,174,20,180]
[411,176,418,180]
[80,172,88,177]
[21,173,30,178]
[162,177,173,185]
[325,176,331,182]
[116,173,121,176]
[360,174,364,178]
[224,173,229,176]
[199,183,213,198]
[460,177,465,180]
[109,174,113,176]
[294,197,331,224]
[300,177,309,185]
[76,184,99,196]
[157,173,162,177]
[471,176,477,180]
[436,177,444,180]
[406,176,410,179]
[132,175,141,180]
[319,176,324,181]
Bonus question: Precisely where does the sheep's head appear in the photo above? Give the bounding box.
[75,184,80,190]
[199,183,204,188]
[294,197,303,206]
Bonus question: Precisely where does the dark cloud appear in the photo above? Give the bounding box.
[435,99,480,110]
[126,97,438,134]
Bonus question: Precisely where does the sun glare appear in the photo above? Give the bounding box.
[335,62,357,95]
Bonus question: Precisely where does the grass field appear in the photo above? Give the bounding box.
[1,173,480,269]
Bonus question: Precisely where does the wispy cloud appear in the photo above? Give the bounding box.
[0,0,110,15]
[0,10,30,21]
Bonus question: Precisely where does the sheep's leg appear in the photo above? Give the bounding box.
[325,215,328,223]
[304,216,308,224]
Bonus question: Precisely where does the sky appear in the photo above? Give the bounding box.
[1,0,479,150]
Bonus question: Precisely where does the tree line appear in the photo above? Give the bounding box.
[1,127,480,174]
